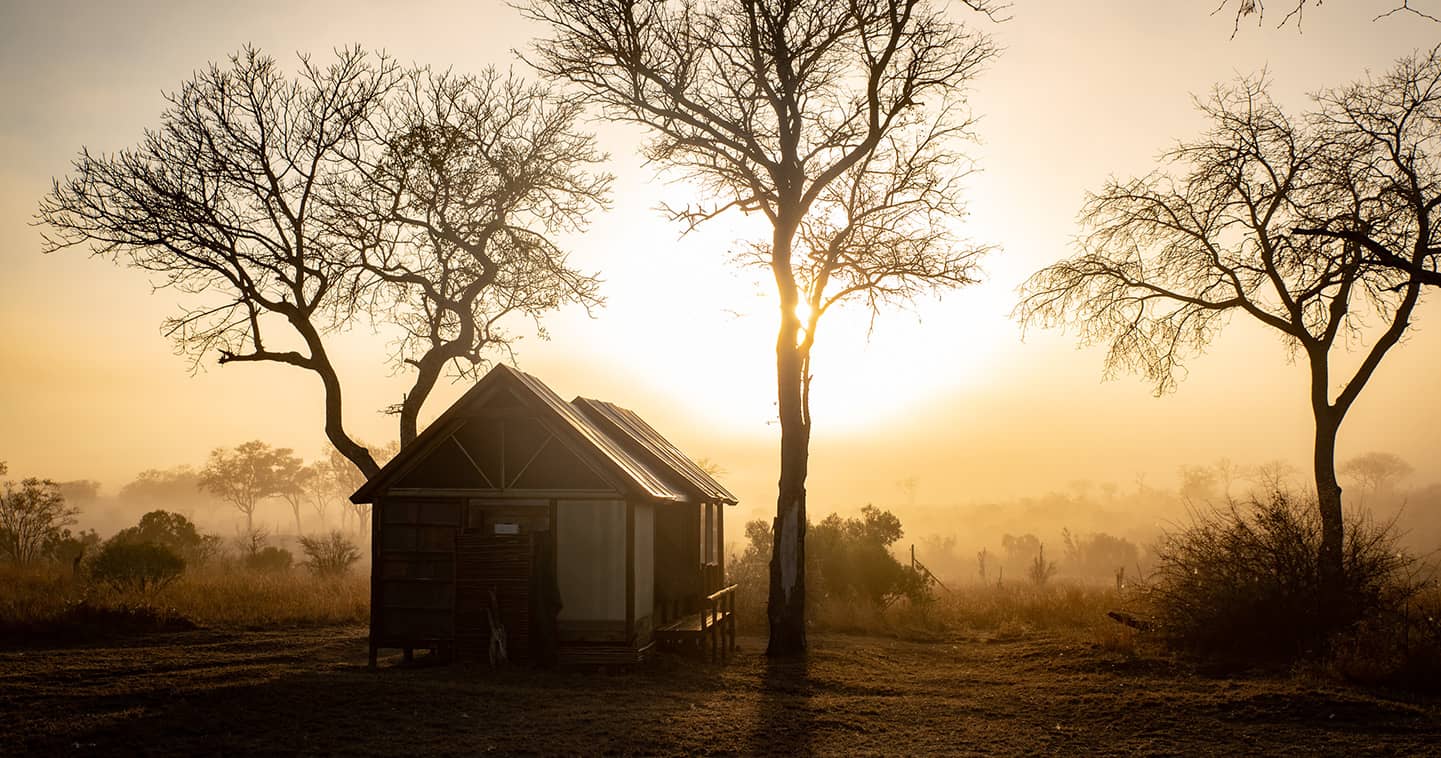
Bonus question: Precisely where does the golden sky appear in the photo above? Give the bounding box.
[1,0,1439,520]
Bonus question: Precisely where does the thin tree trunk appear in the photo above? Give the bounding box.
[1312,408,1345,601]
[768,218,810,657]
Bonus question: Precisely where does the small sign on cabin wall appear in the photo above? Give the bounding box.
[493,523,520,535]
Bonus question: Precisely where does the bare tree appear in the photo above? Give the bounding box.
[341,68,611,445]
[0,468,79,565]
[276,457,314,535]
[41,49,611,472]
[1016,61,1432,600]
[39,47,395,478]
[1215,0,1439,33]
[198,440,303,533]
[525,0,997,656]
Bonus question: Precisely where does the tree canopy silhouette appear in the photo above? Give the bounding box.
[1017,50,1438,600]
[524,0,997,655]
[39,47,611,477]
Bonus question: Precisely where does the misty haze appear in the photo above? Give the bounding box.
[3,0,1441,755]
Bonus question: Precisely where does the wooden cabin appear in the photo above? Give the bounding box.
[351,364,738,667]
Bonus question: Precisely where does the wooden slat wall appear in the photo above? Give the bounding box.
[374,498,461,646]
[454,534,533,662]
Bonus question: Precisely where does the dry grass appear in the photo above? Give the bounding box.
[0,563,368,643]
[736,578,1130,647]
[165,569,368,629]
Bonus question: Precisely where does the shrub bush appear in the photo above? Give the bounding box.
[730,506,932,631]
[1149,490,1419,662]
[111,510,221,567]
[297,531,362,577]
[246,546,293,573]
[90,541,186,592]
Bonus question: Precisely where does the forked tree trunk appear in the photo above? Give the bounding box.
[768,218,810,657]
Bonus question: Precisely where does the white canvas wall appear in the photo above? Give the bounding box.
[556,499,626,622]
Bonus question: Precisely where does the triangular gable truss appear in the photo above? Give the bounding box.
[352,366,689,504]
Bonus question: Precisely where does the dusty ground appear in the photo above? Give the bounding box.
[2,627,1438,756]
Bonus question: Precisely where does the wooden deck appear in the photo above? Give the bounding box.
[654,584,737,662]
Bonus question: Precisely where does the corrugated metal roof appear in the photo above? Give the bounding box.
[572,397,738,505]
[351,364,689,504]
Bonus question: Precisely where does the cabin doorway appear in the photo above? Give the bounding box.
[454,500,558,665]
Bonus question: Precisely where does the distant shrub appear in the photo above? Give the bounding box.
[1027,543,1057,586]
[90,541,186,593]
[1149,491,1419,662]
[0,476,79,565]
[297,531,361,578]
[46,528,100,571]
[1061,529,1141,582]
[112,510,221,567]
[732,506,931,632]
[246,546,293,574]
[235,527,293,573]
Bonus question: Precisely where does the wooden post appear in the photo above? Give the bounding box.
[369,497,382,669]
[728,589,737,652]
[717,502,725,581]
[710,601,718,662]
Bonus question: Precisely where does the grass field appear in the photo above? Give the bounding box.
[4,625,1439,756]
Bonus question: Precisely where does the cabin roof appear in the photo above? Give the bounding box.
[572,397,738,505]
[351,365,728,506]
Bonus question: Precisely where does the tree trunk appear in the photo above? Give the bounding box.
[293,318,381,478]
[399,353,446,448]
[1312,409,1345,602]
[767,218,809,657]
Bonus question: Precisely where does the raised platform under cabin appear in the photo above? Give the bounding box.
[350,365,740,669]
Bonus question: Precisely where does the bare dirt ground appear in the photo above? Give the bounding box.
[2,627,1438,756]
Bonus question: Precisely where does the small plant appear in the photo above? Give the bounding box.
[298,531,362,578]
[90,541,185,592]
[1028,543,1057,586]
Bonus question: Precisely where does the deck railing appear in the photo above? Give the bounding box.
[702,583,738,662]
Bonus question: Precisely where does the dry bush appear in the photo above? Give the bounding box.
[90,541,185,592]
[1323,578,1441,691]
[1149,491,1424,664]
[298,531,362,578]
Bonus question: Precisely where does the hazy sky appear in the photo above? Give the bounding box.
[1,0,1439,522]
